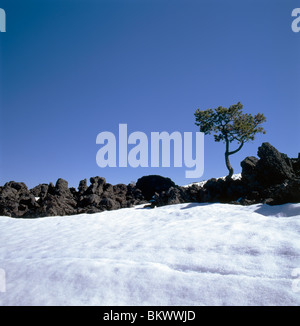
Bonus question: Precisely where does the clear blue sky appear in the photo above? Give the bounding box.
[0,0,299,189]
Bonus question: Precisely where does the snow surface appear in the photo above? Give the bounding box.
[183,173,242,188]
[0,202,300,306]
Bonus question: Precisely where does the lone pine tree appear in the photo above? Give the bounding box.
[194,102,266,179]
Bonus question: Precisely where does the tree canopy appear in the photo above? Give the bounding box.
[194,102,266,178]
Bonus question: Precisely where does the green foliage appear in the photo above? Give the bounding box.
[194,102,266,146]
[194,102,266,178]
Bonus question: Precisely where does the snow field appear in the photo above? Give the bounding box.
[0,202,300,305]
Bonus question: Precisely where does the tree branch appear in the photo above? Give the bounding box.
[228,140,244,156]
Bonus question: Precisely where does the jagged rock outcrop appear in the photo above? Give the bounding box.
[136,175,176,200]
[153,186,197,207]
[240,156,259,185]
[256,142,295,185]
[150,142,300,207]
[33,178,78,217]
[239,142,300,205]
[0,177,146,218]
[0,181,39,217]
[0,142,299,218]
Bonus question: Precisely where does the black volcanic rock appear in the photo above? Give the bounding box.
[79,194,102,207]
[126,184,145,207]
[239,143,300,205]
[1,176,146,218]
[259,179,300,205]
[30,184,50,199]
[256,142,295,185]
[136,175,176,200]
[148,183,205,208]
[0,181,38,217]
[76,177,146,214]
[78,179,88,194]
[241,156,259,184]
[55,178,72,196]
[291,153,300,176]
[87,177,106,196]
[32,178,77,217]
[1,142,300,218]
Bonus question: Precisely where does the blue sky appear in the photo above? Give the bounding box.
[0,0,299,189]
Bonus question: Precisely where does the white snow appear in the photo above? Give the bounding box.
[0,201,300,306]
[183,173,242,188]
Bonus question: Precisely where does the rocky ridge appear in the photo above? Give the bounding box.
[0,142,299,218]
[152,142,300,207]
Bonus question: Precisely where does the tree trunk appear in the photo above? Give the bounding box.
[225,150,234,179]
[224,139,244,179]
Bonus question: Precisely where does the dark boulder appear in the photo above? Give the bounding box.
[87,177,106,196]
[200,177,248,203]
[76,177,146,213]
[111,184,128,208]
[256,142,295,185]
[0,181,39,217]
[1,175,147,218]
[79,194,102,207]
[259,179,300,205]
[78,179,88,194]
[239,143,300,205]
[55,178,72,196]
[185,184,204,203]
[99,197,119,211]
[154,187,187,206]
[136,175,176,200]
[148,183,205,208]
[35,194,76,217]
[30,184,50,199]
[241,156,259,184]
[203,178,224,202]
[2,141,300,219]
[126,185,145,207]
[77,206,102,215]
[291,153,300,176]
[31,178,77,217]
